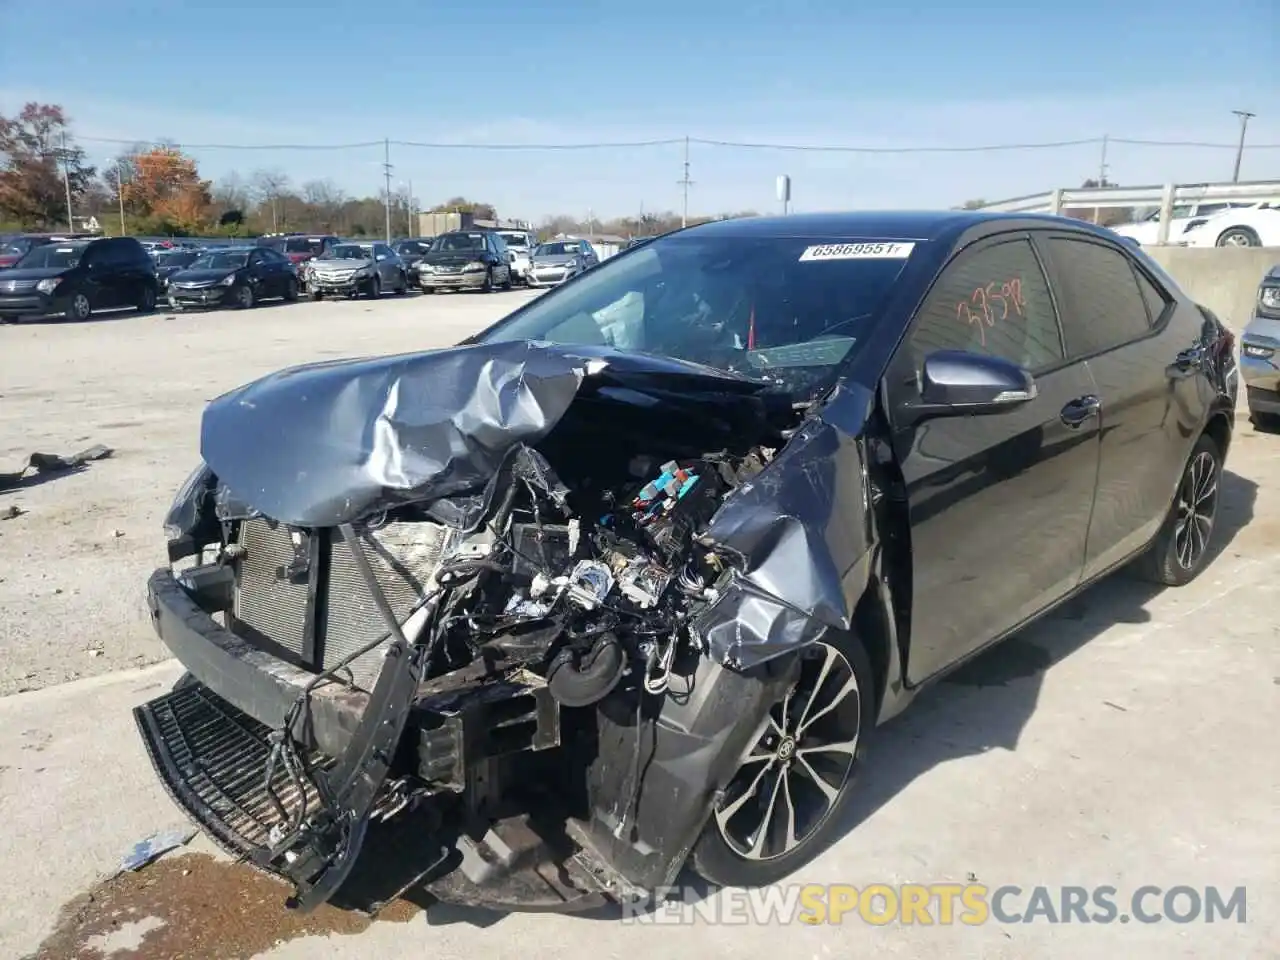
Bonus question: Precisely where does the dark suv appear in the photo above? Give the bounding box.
[0,236,159,321]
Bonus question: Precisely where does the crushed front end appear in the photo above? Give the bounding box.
[136,340,851,913]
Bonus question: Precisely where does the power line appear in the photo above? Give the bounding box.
[678,136,694,228]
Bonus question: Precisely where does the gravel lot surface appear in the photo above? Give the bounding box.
[0,290,538,695]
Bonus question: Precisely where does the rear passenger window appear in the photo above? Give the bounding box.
[1133,268,1171,326]
[1046,238,1151,357]
[910,238,1063,372]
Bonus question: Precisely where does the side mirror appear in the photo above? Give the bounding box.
[508,251,516,263]
[908,350,1037,420]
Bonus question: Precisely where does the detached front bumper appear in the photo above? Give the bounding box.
[139,566,424,911]
[143,568,367,755]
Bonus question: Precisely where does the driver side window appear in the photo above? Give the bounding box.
[909,238,1062,374]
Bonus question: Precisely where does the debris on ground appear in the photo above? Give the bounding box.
[117,825,198,874]
[0,443,113,491]
[0,504,23,520]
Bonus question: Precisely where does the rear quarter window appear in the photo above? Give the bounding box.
[1046,238,1152,357]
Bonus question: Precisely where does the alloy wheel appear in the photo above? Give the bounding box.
[713,642,861,861]
[71,294,91,320]
[1174,450,1218,570]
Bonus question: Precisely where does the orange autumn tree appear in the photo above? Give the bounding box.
[123,146,213,233]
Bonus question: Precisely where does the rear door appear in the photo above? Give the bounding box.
[887,233,1102,683]
[81,242,120,308]
[1036,233,1205,578]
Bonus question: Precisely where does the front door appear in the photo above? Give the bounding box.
[886,234,1102,684]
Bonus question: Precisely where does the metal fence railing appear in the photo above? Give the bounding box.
[980,180,1280,244]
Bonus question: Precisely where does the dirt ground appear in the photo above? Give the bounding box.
[0,290,540,695]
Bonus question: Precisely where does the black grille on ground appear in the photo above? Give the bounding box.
[321,523,455,690]
[229,518,455,692]
[134,682,326,858]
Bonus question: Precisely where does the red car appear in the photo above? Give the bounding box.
[256,234,340,272]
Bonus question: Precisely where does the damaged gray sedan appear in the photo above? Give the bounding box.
[137,211,1236,914]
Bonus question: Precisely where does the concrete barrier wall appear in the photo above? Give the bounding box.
[1146,247,1279,334]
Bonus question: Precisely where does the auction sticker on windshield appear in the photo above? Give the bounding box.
[799,242,915,261]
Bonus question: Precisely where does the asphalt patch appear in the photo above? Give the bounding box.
[26,852,420,959]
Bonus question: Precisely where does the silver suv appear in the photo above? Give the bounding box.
[304,241,409,299]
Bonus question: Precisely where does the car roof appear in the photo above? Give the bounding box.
[681,210,1120,244]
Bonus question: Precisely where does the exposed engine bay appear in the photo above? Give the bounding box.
[134,337,844,913]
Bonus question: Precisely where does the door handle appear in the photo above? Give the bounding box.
[1060,395,1101,428]
[1174,345,1205,370]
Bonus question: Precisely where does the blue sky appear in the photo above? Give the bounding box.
[2,0,1277,221]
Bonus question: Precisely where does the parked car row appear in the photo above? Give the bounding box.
[0,229,546,322]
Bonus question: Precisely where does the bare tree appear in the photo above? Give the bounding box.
[251,168,291,232]
[213,171,251,213]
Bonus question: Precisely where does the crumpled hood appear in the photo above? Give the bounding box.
[199,339,768,528]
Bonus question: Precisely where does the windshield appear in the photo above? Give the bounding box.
[478,234,915,396]
[535,241,580,257]
[396,240,431,256]
[321,244,371,260]
[430,233,486,253]
[16,244,86,269]
[190,251,249,270]
[498,232,530,248]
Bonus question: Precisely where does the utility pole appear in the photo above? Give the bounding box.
[406,178,414,237]
[60,131,74,232]
[115,160,126,236]
[382,138,393,242]
[678,137,694,228]
[1231,110,1255,183]
[1093,133,1109,224]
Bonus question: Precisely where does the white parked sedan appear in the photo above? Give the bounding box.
[1181,203,1280,248]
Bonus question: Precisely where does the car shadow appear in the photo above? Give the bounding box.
[581,468,1259,919]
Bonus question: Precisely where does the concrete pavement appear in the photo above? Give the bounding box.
[5,446,1278,958]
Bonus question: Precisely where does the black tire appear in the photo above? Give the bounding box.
[481,268,494,293]
[421,286,435,294]
[234,284,255,310]
[311,290,324,301]
[1216,226,1261,248]
[501,269,514,291]
[1133,433,1222,586]
[64,292,92,322]
[284,277,299,302]
[136,285,157,313]
[395,270,408,295]
[690,630,874,888]
[367,276,381,299]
